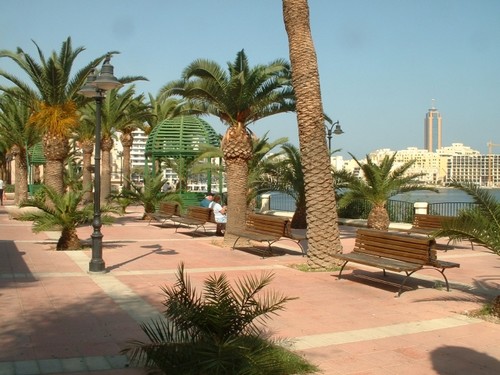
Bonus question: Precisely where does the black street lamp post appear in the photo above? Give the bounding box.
[78,55,122,273]
[325,120,344,153]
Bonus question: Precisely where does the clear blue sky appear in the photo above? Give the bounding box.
[1,0,499,158]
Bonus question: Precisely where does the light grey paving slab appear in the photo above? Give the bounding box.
[291,315,482,350]
[84,356,111,371]
[0,362,14,375]
[107,355,130,369]
[60,357,87,372]
[38,359,63,374]
[13,361,38,375]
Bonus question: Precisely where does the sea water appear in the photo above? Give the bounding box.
[391,188,500,203]
[268,188,500,211]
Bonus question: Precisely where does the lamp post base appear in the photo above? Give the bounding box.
[89,227,105,273]
[89,259,106,273]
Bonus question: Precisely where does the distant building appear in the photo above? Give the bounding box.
[338,143,499,186]
[424,104,442,152]
[130,129,148,169]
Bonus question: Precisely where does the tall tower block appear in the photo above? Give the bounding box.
[424,101,442,152]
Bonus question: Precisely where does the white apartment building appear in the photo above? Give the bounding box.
[337,143,499,187]
[130,129,148,169]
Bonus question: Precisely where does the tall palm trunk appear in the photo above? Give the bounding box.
[12,146,28,204]
[222,124,253,246]
[81,140,94,203]
[100,135,113,204]
[120,132,133,190]
[43,133,69,195]
[283,0,342,268]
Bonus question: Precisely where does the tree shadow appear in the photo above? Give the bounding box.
[106,245,178,271]
[0,240,37,285]
[431,346,500,374]
[0,283,149,368]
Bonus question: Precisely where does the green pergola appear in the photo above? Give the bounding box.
[28,142,46,165]
[144,115,221,192]
[27,142,46,195]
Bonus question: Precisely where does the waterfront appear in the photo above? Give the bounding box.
[267,188,500,212]
[392,188,500,204]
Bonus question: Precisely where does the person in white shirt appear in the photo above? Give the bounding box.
[209,195,226,236]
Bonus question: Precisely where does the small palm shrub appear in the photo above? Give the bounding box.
[118,174,182,220]
[434,182,500,255]
[123,263,318,375]
[17,185,119,250]
[334,153,437,230]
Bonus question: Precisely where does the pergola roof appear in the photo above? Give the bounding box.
[28,142,45,165]
[145,116,220,158]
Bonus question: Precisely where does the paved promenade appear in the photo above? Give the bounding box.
[1,199,499,375]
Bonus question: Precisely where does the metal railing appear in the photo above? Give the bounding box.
[265,193,479,223]
[428,202,478,216]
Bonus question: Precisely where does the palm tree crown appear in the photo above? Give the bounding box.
[0,37,111,194]
[159,50,295,238]
[160,50,295,126]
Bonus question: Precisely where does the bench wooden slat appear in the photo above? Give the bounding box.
[407,214,474,251]
[149,201,180,226]
[335,228,460,296]
[335,252,421,273]
[171,206,213,233]
[228,213,306,256]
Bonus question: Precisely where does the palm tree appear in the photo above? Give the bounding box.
[143,94,181,134]
[17,185,119,250]
[93,86,147,203]
[0,93,41,204]
[0,37,110,195]
[434,182,500,255]
[119,174,182,220]
[140,94,181,173]
[123,263,318,375]
[283,0,342,268]
[117,91,152,190]
[159,50,295,243]
[256,143,307,229]
[194,133,287,209]
[246,134,288,209]
[336,153,436,230]
[74,112,96,203]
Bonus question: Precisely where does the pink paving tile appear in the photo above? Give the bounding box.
[1,204,499,375]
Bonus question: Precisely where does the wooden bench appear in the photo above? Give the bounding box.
[409,214,453,235]
[149,201,180,226]
[408,214,474,250]
[171,206,214,233]
[228,213,307,255]
[335,228,460,296]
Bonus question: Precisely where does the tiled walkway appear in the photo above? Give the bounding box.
[1,201,499,374]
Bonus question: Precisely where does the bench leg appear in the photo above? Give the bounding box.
[429,267,451,292]
[293,239,307,256]
[265,241,274,257]
[397,270,418,297]
[231,236,241,251]
[337,261,349,279]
